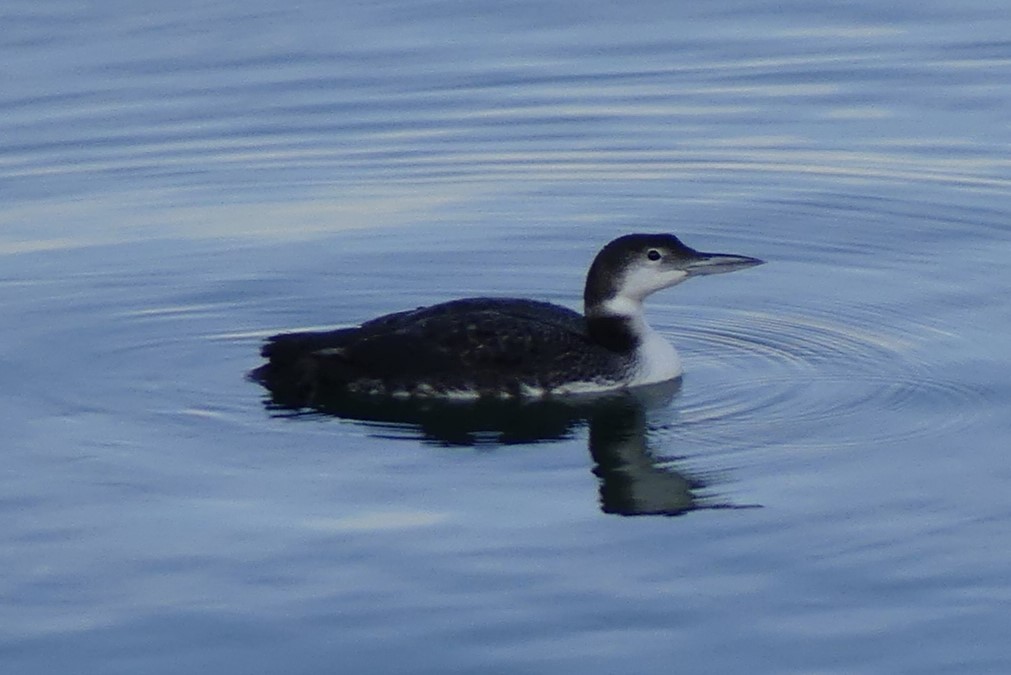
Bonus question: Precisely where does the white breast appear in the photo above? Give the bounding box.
[629,322,683,385]
[597,296,683,387]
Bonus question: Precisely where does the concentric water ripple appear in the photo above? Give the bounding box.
[659,305,987,449]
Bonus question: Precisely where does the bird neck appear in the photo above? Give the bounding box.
[585,297,647,353]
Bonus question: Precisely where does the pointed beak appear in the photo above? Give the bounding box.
[682,250,764,277]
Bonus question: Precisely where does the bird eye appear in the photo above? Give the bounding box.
[647,249,661,261]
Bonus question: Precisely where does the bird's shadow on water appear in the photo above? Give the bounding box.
[254,377,757,517]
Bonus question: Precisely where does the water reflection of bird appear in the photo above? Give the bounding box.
[251,233,761,403]
[259,379,750,517]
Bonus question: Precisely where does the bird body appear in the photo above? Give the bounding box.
[252,234,762,401]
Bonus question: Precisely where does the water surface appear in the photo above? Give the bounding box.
[3,1,1011,673]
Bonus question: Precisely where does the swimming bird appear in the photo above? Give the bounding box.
[251,233,762,401]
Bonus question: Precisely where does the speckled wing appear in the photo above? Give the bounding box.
[258,297,619,397]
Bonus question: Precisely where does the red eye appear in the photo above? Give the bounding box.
[647,249,661,261]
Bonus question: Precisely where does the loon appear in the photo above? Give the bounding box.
[251,233,762,401]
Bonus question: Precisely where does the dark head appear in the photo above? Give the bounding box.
[583,233,763,317]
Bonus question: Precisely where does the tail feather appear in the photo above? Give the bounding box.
[260,329,353,363]
[251,328,361,404]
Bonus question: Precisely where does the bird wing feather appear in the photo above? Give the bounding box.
[258,298,613,395]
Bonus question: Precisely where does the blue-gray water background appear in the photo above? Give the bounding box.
[3,1,1010,673]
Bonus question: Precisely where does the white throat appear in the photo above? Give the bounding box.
[619,266,689,303]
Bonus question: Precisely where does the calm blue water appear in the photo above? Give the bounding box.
[3,1,1011,673]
